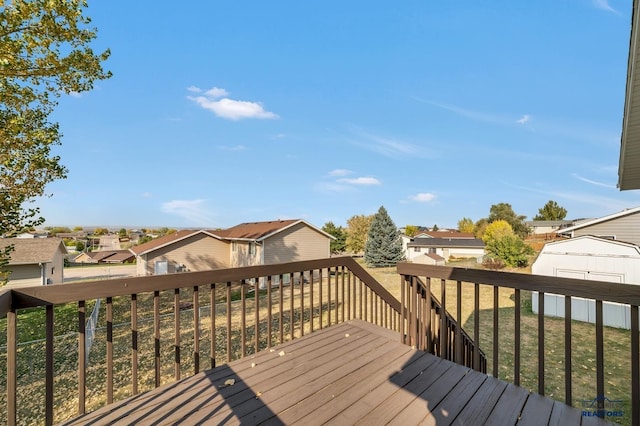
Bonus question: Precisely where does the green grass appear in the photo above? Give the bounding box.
[361,259,632,425]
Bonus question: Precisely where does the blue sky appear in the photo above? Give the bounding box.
[35,0,640,230]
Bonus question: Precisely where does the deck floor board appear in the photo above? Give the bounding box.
[60,320,609,426]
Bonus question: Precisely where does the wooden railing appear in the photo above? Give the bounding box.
[398,262,640,424]
[401,275,487,373]
[1,257,409,425]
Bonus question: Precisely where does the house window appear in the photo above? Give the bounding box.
[429,248,436,254]
[232,241,237,252]
[249,242,256,255]
[413,247,421,252]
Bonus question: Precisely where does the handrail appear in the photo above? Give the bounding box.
[398,261,640,424]
[398,262,640,304]
[1,257,400,316]
[2,256,404,425]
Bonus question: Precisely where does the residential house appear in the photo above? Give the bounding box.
[130,219,333,276]
[556,206,640,246]
[532,235,640,329]
[405,237,485,263]
[130,230,230,276]
[525,220,574,236]
[0,238,67,287]
[73,250,135,265]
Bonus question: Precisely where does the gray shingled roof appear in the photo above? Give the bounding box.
[0,238,67,265]
[407,237,485,248]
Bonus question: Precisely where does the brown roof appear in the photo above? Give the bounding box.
[129,220,331,257]
[215,220,300,240]
[82,250,135,263]
[0,238,67,265]
[129,230,204,255]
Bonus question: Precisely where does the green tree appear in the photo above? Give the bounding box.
[0,0,111,282]
[484,234,534,268]
[75,240,85,252]
[93,227,108,236]
[482,220,514,243]
[346,214,373,254]
[487,203,530,238]
[482,220,534,268]
[432,224,439,231]
[364,206,404,267]
[73,226,84,232]
[473,218,489,239]
[457,218,474,233]
[404,225,419,237]
[46,226,71,235]
[118,228,127,237]
[322,221,347,254]
[533,200,567,221]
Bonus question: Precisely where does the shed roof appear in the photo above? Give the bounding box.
[0,238,67,265]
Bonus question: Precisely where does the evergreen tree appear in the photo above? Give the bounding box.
[322,221,347,254]
[364,206,405,267]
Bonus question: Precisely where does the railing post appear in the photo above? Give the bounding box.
[631,305,639,425]
[596,300,604,405]
[538,291,545,396]
[45,304,54,426]
[131,294,139,394]
[493,286,498,378]
[456,281,462,365]
[473,283,480,371]
[440,279,447,360]
[154,291,160,388]
[78,300,86,415]
[193,285,200,374]
[400,275,406,345]
[514,288,521,386]
[564,295,571,406]
[7,306,17,426]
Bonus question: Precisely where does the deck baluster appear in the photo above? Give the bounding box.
[78,301,86,414]
[538,291,545,395]
[514,288,521,386]
[107,297,113,403]
[174,290,180,381]
[193,286,199,374]
[131,294,138,394]
[493,286,499,378]
[564,295,571,406]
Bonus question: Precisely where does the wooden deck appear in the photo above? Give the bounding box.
[60,320,608,425]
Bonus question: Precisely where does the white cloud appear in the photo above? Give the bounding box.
[572,173,616,189]
[348,127,431,159]
[328,169,353,177]
[161,199,215,226]
[186,86,202,93]
[338,177,381,185]
[142,192,152,198]
[204,87,229,98]
[516,114,531,125]
[410,193,436,202]
[592,0,619,13]
[187,86,278,121]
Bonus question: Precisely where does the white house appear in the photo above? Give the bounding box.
[531,235,640,329]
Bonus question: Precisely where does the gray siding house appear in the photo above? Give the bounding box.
[557,206,640,245]
[0,238,67,287]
